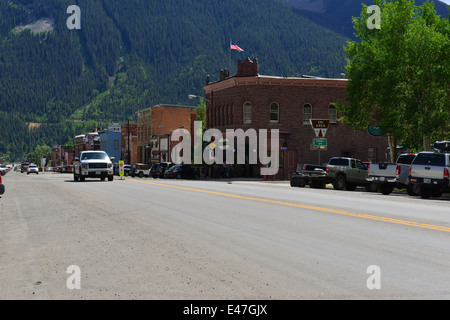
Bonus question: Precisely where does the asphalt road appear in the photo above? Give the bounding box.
[0,171,449,300]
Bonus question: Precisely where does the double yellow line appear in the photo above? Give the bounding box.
[129,180,450,233]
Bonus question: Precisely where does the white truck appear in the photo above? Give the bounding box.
[409,141,450,199]
[366,153,417,195]
[73,151,115,182]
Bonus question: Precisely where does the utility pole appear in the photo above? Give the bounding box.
[127,119,131,165]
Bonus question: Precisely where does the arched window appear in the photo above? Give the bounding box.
[329,104,337,123]
[270,102,279,123]
[303,104,312,125]
[243,102,252,124]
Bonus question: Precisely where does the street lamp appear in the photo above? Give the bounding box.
[188,94,210,103]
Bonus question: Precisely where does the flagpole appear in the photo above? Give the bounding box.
[229,39,232,74]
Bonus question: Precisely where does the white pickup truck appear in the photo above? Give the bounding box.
[366,153,417,195]
[73,151,115,182]
[409,142,450,199]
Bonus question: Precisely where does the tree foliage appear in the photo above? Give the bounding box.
[337,0,449,161]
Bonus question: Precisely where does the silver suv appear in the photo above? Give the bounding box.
[73,151,115,182]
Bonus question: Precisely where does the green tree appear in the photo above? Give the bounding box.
[194,98,207,131]
[27,144,51,166]
[337,0,449,162]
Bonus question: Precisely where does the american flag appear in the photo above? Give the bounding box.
[230,41,244,52]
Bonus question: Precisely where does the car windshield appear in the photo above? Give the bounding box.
[81,152,108,160]
[29,165,37,168]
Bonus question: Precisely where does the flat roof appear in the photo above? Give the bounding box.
[204,74,348,93]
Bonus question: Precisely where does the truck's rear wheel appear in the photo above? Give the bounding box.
[365,182,378,192]
[419,185,431,199]
[379,183,394,195]
[407,184,420,196]
[333,175,346,190]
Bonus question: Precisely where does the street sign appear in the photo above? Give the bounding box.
[313,138,327,147]
[119,160,124,179]
[368,122,383,136]
[310,119,330,138]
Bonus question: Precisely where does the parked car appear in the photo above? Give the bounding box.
[130,163,150,178]
[366,153,417,195]
[21,161,30,173]
[290,164,328,188]
[0,172,4,195]
[164,164,199,179]
[61,165,73,173]
[149,163,159,178]
[154,162,173,178]
[73,151,115,182]
[409,142,450,199]
[114,164,131,177]
[27,164,39,174]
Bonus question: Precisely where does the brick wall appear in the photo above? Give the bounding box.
[204,68,388,178]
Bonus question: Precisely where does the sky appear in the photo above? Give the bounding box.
[439,0,450,5]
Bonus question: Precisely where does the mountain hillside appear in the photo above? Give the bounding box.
[0,0,352,161]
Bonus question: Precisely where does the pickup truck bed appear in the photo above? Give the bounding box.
[366,154,417,195]
[290,164,328,188]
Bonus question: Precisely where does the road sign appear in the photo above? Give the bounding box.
[310,119,330,138]
[314,138,327,147]
[119,160,124,179]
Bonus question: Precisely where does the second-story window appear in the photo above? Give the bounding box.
[270,102,279,123]
[303,104,312,125]
[243,102,252,124]
[329,104,337,123]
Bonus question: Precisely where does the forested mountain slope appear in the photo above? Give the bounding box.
[0,0,352,160]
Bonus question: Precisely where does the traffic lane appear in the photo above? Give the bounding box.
[59,175,450,298]
[122,177,450,231]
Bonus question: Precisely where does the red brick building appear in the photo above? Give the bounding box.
[136,104,197,165]
[203,58,388,179]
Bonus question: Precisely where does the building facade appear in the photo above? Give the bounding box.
[98,124,121,163]
[121,122,138,165]
[136,104,197,165]
[203,58,389,179]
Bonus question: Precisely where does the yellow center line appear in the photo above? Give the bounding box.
[128,179,450,233]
